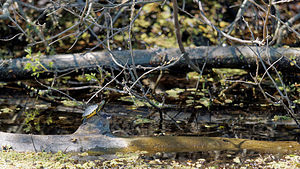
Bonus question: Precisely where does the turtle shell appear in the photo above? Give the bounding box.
[82,104,98,118]
[82,100,105,119]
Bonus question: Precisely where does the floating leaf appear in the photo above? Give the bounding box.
[61,100,78,107]
[199,98,211,107]
[166,88,185,98]
[134,118,154,125]
[0,107,13,113]
[224,99,232,104]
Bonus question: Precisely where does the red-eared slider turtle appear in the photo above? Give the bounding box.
[82,100,105,120]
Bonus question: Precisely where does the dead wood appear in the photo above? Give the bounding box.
[0,109,299,154]
[0,131,128,152]
[0,46,299,81]
[1,131,300,154]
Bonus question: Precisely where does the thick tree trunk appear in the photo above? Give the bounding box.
[0,46,299,81]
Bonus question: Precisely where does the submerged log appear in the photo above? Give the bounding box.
[0,46,299,81]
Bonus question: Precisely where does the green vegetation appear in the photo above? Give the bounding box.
[23,109,53,133]
[24,48,53,78]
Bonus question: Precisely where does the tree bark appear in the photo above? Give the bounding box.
[0,46,299,81]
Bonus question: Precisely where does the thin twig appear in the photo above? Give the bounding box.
[172,0,201,73]
[86,68,125,103]
[195,0,264,45]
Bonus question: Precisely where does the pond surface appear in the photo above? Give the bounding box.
[0,70,299,167]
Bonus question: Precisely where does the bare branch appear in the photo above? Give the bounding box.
[249,0,300,39]
[195,0,264,45]
[172,0,201,73]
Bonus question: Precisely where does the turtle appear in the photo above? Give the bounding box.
[82,100,105,120]
[77,100,113,135]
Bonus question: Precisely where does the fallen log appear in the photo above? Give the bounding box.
[1,115,300,154]
[0,46,299,81]
[1,131,300,154]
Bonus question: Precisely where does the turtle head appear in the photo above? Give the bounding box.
[95,100,105,115]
